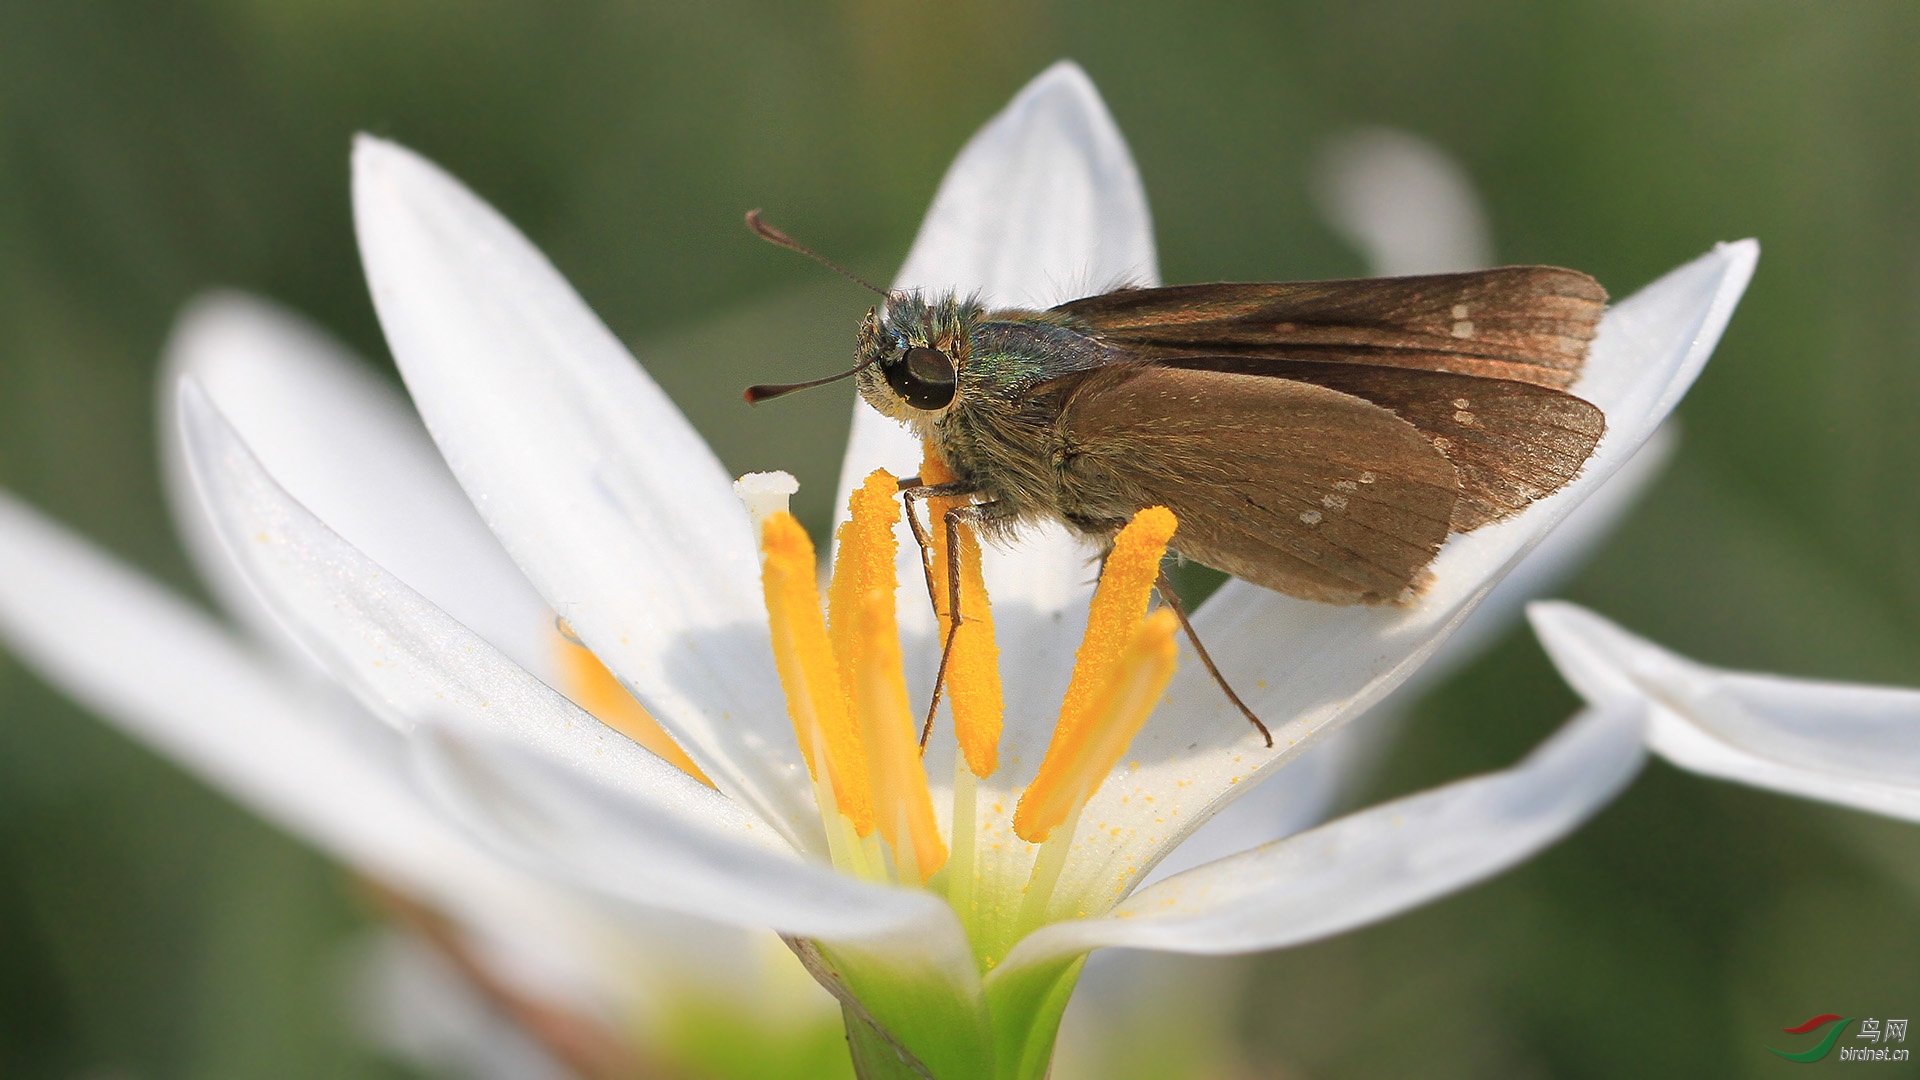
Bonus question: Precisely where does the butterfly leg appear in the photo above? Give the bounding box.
[897,477,978,623]
[920,499,990,749]
[1154,569,1274,747]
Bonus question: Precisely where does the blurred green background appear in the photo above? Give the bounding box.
[3,1,1919,1076]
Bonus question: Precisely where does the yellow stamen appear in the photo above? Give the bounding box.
[830,471,949,882]
[919,444,1003,777]
[760,512,876,838]
[1018,610,1180,844]
[1014,507,1179,843]
[556,633,713,785]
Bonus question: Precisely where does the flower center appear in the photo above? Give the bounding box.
[739,463,1180,936]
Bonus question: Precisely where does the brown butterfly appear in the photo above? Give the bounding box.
[746,214,1607,742]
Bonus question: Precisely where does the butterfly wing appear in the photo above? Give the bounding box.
[1052,267,1605,390]
[1155,356,1605,531]
[1051,365,1459,605]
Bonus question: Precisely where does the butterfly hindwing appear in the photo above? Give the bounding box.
[1155,356,1606,530]
[1049,365,1460,605]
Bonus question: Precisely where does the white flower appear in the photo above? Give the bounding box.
[145,61,1752,1079]
[0,294,844,1078]
[1530,602,1920,822]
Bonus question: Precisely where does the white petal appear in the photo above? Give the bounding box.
[1530,602,1920,822]
[0,490,586,943]
[1524,601,1658,710]
[839,60,1154,641]
[1046,241,1755,913]
[351,136,818,845]
[1313,127,1494,275]
[893,60,1159,308]
[412,721,976,957]
[1139,709,1394,885]
[994,701,1645,976]
[160,292,556,680]
[177,381,783,858]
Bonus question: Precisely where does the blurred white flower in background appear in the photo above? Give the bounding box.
[1313,127,1495,276]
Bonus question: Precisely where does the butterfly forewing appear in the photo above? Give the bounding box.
[1053,267,1606,390]
[1051,366,1459,605]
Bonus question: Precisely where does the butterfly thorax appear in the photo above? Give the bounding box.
[856,291,1136,537]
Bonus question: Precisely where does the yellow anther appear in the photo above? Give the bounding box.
[1014,507,1179,843]
[830,471,949,882]
[760,512,875,836]
[919,445,1003,777]
[557,633,713,786]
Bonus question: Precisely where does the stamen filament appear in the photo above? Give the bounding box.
[947,758,978,919]
[919,446,1003,777]
[831,471,949,882]
[806,713,880,877]
[1016,800,1082,932]
[1014,507,1180,844]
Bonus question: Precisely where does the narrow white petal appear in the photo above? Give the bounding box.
[893,60,1159,308]
[1524,601,1658,710]
[351,136,818,843]
[994,701,1645,976]
[413,722,975,955]
[1046,242,1755,912]
[1313,127,1494,275]
[1530,602,1920,822]
[839,60,1154,646]
[178,381,785,858]
[160,292,556,679]
[0,491,596,949]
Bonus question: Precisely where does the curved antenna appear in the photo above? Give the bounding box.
[746,210,889,297]
[744,354,879,405]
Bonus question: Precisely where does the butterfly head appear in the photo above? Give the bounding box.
[854,291,981,423]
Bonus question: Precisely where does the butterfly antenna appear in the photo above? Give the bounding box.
[743,354,879,405]
[741,210,891,404]
[746,210,889,297]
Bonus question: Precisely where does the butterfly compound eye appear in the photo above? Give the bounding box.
[885,346,957,410]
